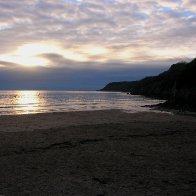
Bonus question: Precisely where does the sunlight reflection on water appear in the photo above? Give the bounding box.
[0,91,165,115]
[15,91,43,114]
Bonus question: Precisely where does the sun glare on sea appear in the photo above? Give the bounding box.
[15,91,42,114]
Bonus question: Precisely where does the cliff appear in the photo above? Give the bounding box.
[101,58,196,110]
[100,81,137,92]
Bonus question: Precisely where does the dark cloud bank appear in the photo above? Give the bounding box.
[0,66,167,90]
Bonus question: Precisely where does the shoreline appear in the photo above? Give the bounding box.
[0,110,196,195]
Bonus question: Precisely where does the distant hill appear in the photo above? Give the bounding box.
[100,81,137,92]
[101,58,196,110]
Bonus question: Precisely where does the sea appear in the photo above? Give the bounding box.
[0,91,165,115]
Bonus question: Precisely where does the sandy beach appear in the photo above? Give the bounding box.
[0,110,196,195]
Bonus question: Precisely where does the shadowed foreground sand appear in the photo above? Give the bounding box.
[0,110,196,195]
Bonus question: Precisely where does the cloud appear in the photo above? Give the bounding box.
[0,64,169,90]
[0,60,20,68]
[183,0,196,11]
[0,0,195,70]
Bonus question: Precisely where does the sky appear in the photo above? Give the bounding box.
[0,0,195,90]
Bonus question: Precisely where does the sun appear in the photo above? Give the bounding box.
[15,42,89,67]
[0,42,111,68]
[16,43,60,67]
[14,56,49,67]
[18,43,59,57]
[0,43,59,67]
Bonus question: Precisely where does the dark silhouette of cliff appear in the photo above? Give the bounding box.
[101,58,196,110]
[100,81,137,92]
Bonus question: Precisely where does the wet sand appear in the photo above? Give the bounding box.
[0,110,196,195]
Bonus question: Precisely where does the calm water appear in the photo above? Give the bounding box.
[0,91,165,115]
